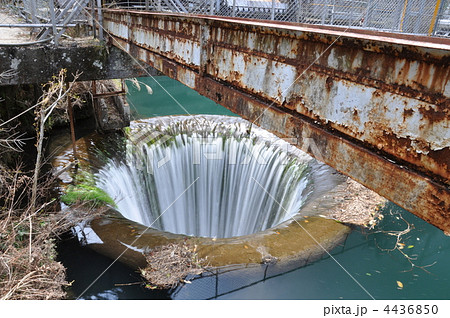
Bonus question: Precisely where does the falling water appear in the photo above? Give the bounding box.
[95,115,316,238]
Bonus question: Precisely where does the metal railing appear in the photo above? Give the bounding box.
[1,0,448,47]
[103,0,450,37]
[0,0,92,45]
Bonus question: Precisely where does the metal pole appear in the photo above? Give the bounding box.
[363,0,371,28]
[49,0,58,45]
[330,0,335,25]
[209,0,214,15]
[53,0,90,41]
[40,0,79,39]
[67,86,78,160]
[96,0,103,41]
[232,0,236,17]
[271,0,275,20]
[91,80,100,130]
[0,23,76,27]
[157,0,161,11]
[145,0,149,10]
[30,0,38,33]
[428,0,443,35]
[91,0,96,38]
[321,0,327,24]
[399,0,409,32]
[296,0,302,23]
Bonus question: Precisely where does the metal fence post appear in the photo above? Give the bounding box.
[330,0,335,25]
[91,0,97,38]
[321,0,327,24]
[363,0,372,28]
[271,0,275,20]
[145,0,149,10]
[296,0,302,23]
[96,0,103,41]
[49,0,58,45]
[209,0,215,15]
[30,0,38,32]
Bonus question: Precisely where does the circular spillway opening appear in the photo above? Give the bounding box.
[54,115,351,268]
[95,115,319,239]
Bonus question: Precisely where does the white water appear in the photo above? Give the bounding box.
[95,116,315,238]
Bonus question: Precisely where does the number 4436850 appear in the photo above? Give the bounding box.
[383,305,438,315]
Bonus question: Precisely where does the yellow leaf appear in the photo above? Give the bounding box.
[244,245,248,249]
[396,281,403,289]
[407,245,414,249]
[145,284,157,290]
[304,220,309,223]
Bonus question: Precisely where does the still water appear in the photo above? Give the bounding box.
[58,76,450,300]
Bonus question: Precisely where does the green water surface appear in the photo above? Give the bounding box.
[126,76,236,119]
[125,76,450,300]
[60,76,450,300]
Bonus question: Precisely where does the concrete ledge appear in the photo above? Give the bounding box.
[0,41,159,86]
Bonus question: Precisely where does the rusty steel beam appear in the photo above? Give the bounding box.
[102,10,450,232]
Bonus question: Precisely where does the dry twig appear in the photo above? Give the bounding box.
[140,242,206,289]
[373,212,436,273]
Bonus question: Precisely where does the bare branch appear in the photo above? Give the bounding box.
[0,130,29,153]
[0,69,18,83]
[373,211,435,273]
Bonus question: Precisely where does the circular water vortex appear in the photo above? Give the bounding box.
[94,115,318,239]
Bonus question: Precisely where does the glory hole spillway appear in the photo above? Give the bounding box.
[54,112,351,271]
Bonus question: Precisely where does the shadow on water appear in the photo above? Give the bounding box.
[57,202,450,300]
[56,234,170,300]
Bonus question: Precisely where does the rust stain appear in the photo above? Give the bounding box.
[103,9,450,232]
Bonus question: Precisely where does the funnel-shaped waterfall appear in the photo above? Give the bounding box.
[95,116,314,238]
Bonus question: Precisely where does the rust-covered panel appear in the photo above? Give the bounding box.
[102,10,450,232]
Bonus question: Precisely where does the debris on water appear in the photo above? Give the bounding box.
[327,178,387,228]
[140,242,207,289]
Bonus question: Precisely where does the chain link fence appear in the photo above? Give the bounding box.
[104,0,450,37]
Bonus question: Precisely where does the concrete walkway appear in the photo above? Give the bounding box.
[0,9,34,44]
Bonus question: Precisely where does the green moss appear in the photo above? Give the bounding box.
[123,126,131,135]
[61,184,116,207]
[61,170,116,208]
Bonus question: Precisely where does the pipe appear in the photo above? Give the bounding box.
[0,24,77,27]
[0,37,52,47]
[399,0,408,32]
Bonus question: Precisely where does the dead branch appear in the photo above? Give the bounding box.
[140,242,207,289]
[0,69,18,83]
[373,211,435,273]
[0,68,84,299]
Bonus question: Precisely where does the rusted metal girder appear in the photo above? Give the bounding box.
[102,10,450,232]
